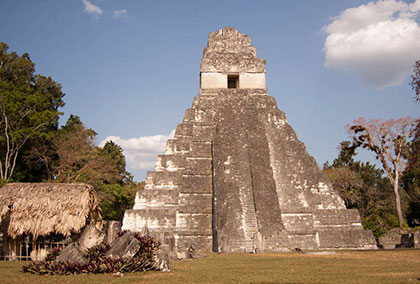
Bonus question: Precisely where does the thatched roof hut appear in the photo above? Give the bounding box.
[0,183,101,239]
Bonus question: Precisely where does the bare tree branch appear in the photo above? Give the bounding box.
[347,116,417,227]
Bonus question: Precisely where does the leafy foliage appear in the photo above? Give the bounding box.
[44,247,62,262]
[402,119,420,226]
[53,115,120,187]
[322,166,362,208]
[101,141,133,184]
[99,183,142,221]
[52,115,140,221]
[21,256,157,275]
[83,241,110,262]
[21,233,160,275]
[324,141,399,237]
[132,233,160,258]
[0,42,64,181]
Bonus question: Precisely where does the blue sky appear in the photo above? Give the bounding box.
[1,0,419,181]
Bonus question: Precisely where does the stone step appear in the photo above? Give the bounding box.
[184,157,212,175]
[175,123,193,138]
[163,139,175,155]
[154,154,186,172]
[188,141,212,158]
[122,208,177,231]
[180,174,212,194]
[177,193,212,214]
[134,188,178,208]
[146,171,183,187]
[183,108,217,124]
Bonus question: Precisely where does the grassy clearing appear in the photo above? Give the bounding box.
[1,250,420,284]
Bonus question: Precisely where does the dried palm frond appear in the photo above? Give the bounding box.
[0,183,101,239]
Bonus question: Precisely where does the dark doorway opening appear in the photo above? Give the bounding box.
[228,75,239,89]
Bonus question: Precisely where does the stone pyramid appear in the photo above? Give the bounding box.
[122,27,376,257]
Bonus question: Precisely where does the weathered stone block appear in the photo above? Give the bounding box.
[183,109,195,123]
[122,208,176,231]
[191,108,215,124]
[150,231,175,250]
[378,229,406,249]
[201,72,227,89]
[313,209,362,228]
[239,73,266,89]
[173,137,192,152]
[177,193,212,213]
[200,57,265,73]
[78,223,105,251]
[155,154,185,172]
[263,232,290,251]
[181,174,212,193]
[287,233,318,249]
[175,235,212,258]
[184,157,212,175]
[107,221,121,245]
[57,244,88,264]
[398,234,414,248]
[148,171,183,186]
[106,232,140,259]
[318,229,376,249]
[192,125,216,140]
[189,141,212,158]
[175,212,212,234]
[175,123,193,138]
[413,232,420,248]
[164,139,175,154]
[193,94,217,106]
[154,244,170,271]
[281,213,314,234]
[135,189,178,208]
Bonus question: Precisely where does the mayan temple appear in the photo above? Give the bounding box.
[122,27,377,257]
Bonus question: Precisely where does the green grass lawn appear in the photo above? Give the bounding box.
[1,250,420,284]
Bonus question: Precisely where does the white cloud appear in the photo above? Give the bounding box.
[113,9,128,19]
[323,0,420,88]
[99,130,175,171]
[82,0,103,19]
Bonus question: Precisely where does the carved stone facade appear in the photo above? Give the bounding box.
[122,27,377,257]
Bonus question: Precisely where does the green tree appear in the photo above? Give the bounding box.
[324,141,398,237]
[98,141,138,220]
[347,117,417,228]
[0,42,64,181]
[53,116,139,221]
[323,166,362,208]
[99,182,142,221]
[402,119,420,226]
[101,141,133,185]
[53,115,120,187]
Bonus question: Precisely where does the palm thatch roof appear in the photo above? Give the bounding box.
[0,183,101,239]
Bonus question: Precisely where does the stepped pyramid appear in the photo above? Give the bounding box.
[122,27,377,257]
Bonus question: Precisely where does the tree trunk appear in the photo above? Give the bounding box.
[393,170,404,227]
